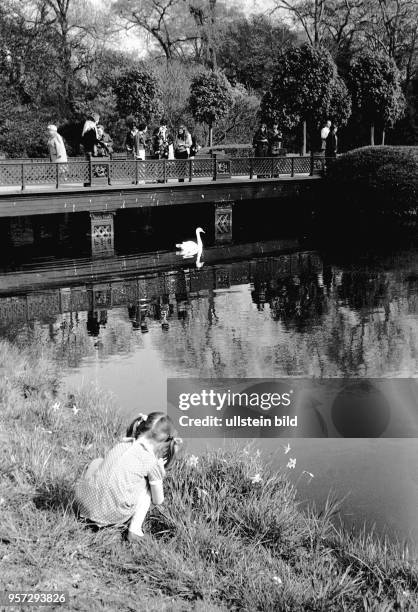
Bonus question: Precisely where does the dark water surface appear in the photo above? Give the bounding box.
[1,208,417,551]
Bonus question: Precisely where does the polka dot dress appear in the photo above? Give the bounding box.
[75,438,164,526]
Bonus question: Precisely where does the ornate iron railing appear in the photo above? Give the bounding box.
[0,155,332,190]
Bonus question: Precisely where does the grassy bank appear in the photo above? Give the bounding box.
[326,146,418,215]
[0,339,417,611]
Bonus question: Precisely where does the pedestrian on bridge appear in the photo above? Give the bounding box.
[47,125,67,164]
[81,112,100,157]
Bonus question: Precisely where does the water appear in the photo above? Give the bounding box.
[0,209,417,549]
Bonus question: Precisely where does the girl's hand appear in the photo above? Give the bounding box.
[157,458,166,478]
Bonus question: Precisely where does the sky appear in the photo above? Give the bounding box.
[115,0,278,53]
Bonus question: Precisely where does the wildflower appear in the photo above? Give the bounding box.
[187,455,199,468]
[250,473,262,484]
[52,402,60,411]
[283,443,291,454]
[287,458,296,469]
[72,406,79,415]
[243,449,250,455]
[255,449,261,457]
[197,488,208,499]
[272,576,283,586]
[0,498,5,506]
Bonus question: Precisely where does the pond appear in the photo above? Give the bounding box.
[0,209,417,551]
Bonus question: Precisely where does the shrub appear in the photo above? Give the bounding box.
[326,146,418,213]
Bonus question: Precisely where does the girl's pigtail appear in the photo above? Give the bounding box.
[126,413,149,439]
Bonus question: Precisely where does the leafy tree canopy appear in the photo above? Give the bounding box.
[261,44,351,130]
[348,52,406,128]
[189,70,233,128]
[113,65,162,124]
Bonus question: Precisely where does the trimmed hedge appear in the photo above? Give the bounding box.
[326,146,418,213]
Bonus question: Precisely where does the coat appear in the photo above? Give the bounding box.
[95,133,113,157]
[253,128,269,157]
[48,133,67,163]
[325,132,338,157]
[174,132,192,156]
[269,131,283,156]
[81,120,98,155]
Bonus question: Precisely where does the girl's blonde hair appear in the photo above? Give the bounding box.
[126,412,180,468]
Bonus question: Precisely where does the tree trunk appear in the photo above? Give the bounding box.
[381,129,386,145]
[301,121,307,156]
[370,124,375,146]
[209,124,213,147]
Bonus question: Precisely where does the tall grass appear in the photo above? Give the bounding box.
[0,338,417,611]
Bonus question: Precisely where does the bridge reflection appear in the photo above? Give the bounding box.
[0,247,324,331]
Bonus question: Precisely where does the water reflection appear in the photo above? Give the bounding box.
[1,248,416,379]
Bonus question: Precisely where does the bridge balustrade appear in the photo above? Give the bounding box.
[0,155,330,191]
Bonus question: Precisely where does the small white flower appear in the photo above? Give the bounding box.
[72,406,79,415]
[272,576,283,586]
[255,449,261,458]
[0,497,5,506]
[250,473,262,484]
[283,444,291,454]
[243,449,250,455]
[287,458,296,469]
[187,455,199,468]
[52,402,60,411]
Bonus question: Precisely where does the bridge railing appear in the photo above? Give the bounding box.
[0,155,331,190]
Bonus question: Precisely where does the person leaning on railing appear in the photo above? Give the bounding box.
[95,125,113,157]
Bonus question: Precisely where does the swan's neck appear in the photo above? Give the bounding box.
[196,231,203,249]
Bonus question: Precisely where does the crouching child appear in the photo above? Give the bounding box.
[75,412,181,542]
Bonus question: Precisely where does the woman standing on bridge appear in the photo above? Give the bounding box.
[47,125,67,164]
[253,122,269,178]
[174,125,192,182]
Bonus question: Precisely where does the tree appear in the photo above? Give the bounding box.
[189,70,232,146]
[114,0,198,61]
[113,66,162,124]
[152,60,201,129]
[215,84,260,144]
[348,52,406,145]
[217,14,299,91]
[261,44,351,153]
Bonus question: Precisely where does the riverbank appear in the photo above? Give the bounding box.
[0,338,417,611]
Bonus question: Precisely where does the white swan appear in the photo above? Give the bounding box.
[176,227,205,258]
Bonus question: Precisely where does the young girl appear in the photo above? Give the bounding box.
[75,412,181,542]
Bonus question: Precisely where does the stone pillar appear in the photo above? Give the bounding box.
[90,212,115,258]
[214,202,233,243]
